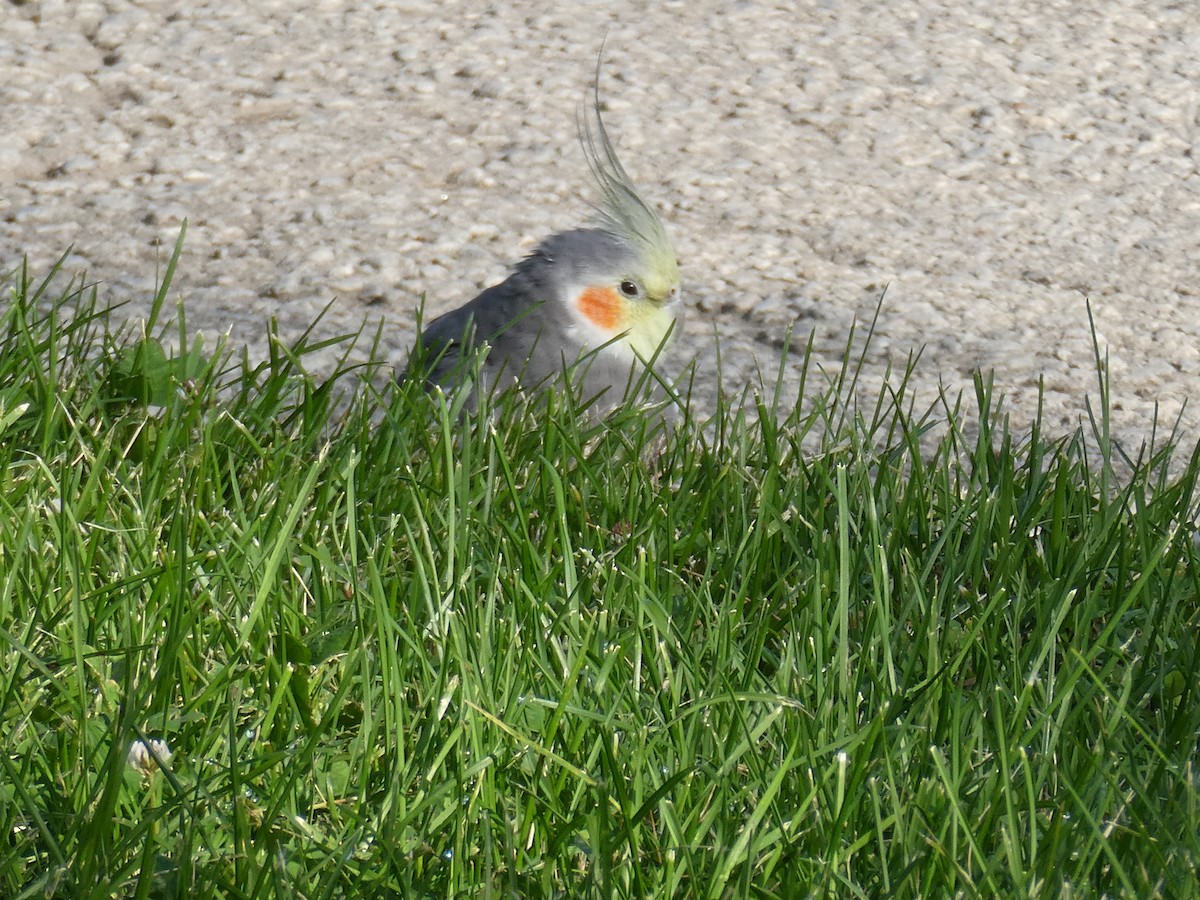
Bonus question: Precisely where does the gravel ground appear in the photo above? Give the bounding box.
[3,0,1198,451]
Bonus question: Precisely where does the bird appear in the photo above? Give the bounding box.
[403,67,683,416]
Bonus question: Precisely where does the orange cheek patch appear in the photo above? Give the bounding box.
[576,286,624,331]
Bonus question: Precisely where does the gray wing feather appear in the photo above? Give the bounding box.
[402,258,554,392]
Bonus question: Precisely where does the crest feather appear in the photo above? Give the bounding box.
[578,59,679,288]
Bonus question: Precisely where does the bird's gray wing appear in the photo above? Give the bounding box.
[402,272,550,391]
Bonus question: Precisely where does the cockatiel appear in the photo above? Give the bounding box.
[405,72,682,412]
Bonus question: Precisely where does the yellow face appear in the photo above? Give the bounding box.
[572,271,680,361]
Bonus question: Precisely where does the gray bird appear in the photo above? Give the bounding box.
[404,76,683,413]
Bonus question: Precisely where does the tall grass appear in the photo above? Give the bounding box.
[1,244,1197,897]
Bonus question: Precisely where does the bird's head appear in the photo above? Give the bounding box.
[544,87,681,363]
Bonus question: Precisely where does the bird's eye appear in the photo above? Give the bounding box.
[619,280,639,297]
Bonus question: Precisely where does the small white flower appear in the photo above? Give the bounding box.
[127,738,172,777]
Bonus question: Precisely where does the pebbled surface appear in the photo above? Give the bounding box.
[2,0,1198,451]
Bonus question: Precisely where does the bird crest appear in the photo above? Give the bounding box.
[578,68,679,301]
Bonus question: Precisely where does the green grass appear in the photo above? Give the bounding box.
[2,242,1198,898]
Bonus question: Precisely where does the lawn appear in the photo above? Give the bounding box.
[2,240,1198,897]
